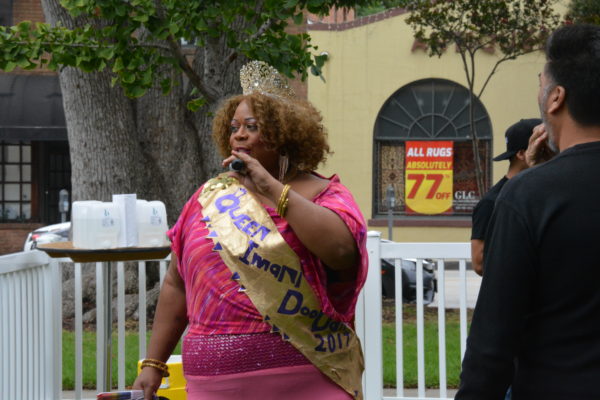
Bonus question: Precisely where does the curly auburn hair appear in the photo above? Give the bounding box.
[212,93,331,172]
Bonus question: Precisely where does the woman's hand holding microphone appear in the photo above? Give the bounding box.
[222,150,283,202]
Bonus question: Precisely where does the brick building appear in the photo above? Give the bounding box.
[0,0,70,254]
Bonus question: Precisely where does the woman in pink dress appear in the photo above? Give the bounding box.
[133,61,368,400]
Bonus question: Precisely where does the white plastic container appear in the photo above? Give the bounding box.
[72,201,121,249]
[136,200,169,247]
[113,194,138,247]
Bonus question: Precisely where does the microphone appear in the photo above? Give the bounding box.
[229,158,245,172]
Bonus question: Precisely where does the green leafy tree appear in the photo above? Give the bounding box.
[0,0,368,220]
[567,0,600,25]
[399,0,561,195]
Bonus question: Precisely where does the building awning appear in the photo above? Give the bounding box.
[0,74,67,141]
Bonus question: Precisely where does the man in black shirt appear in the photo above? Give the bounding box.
[470,118,540,276]
[457,24,600,400]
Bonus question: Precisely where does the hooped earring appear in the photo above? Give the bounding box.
[278,154,289,182]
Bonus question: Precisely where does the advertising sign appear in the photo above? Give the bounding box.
[405,141,454,215]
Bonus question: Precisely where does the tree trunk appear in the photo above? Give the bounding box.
[135,66,205,219]
[41,0,245,224]
[190,29,249,179]
[468,90,485,197]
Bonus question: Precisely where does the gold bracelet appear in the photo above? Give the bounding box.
[279,197,289,217]
[141,361,169,377]
[142,358,167,368]
[141,358,170,377]
[277,184,291,217]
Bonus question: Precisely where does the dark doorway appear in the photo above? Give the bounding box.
[38,141,71,224]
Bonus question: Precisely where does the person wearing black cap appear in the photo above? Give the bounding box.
[470,118,541,276]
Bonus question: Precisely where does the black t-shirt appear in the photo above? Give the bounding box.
[470,176,509,240]
[457,141,600,400]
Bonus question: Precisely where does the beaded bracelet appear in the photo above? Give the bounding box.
[277,184,291,217]
[141,358,170,377]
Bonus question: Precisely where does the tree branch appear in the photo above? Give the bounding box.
[454,35,474,91]
[152,0,219,103]
[476,48,535,98]
[222,18,274,69]
[166,35,219,103]
[221,0,266,69]
[469,47,476,97]
[472,36,495,53]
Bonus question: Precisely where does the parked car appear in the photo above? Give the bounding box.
[23,222,71,251]
[381,258,437,304]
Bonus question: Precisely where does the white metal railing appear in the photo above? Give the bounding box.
[0,251,62,400]
[2,233,473,400]
[355,231,473,400]
[76,257,170,398]
[0,249,169,400]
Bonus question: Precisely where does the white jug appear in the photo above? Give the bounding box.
[72,201,121,249]
[136,200,169,247]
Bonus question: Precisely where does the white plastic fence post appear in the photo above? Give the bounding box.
[75,262,83,400]
[394,258,404,398]
[416,259,426,398]
[138,261,147,360]
[117,262,126,390]
[437,260,448,399]
[364,231,383,400]
[95,262,106,391]
[48,258,62,400]
[159,260,167,286]
[459,259,468,361]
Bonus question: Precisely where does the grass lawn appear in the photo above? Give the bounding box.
[382,322,463,388]
[381,303,470,388]
[62,304,469,390]
[62,331,181,390]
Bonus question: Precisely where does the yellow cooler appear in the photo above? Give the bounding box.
[137,355,186,400]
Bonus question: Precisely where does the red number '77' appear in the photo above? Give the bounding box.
[406,174,444,199]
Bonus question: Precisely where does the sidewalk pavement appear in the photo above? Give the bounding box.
[429,270,481,309]
[383,388,458,398]
[62,391,95,399]
[62,388,458,399]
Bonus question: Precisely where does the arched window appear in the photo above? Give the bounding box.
[0,0,12,27]
[374,78,492,218]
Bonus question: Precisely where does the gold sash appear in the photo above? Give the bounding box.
[198,175,364,399]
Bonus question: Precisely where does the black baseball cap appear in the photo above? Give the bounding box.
[493,118,542,161]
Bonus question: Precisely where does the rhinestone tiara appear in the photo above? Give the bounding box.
[240,60,295,99]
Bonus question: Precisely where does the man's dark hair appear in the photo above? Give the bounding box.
[545,24,600,126]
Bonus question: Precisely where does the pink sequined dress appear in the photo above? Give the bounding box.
[167,173,368,399]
